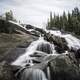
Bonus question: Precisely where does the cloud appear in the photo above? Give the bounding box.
[0,0,80,27]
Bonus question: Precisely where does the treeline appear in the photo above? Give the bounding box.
[47,7,80,35]
[0,10,17,22]
[0,10,17,33]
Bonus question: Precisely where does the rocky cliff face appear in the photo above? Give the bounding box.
[49,54,80,80]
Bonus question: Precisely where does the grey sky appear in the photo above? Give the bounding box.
[0,0,80,27]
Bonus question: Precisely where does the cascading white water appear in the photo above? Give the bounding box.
[12,28,80,68]
[47,67,51,80]
[12,36,54,80]
[63,34,80,49]
[46,30,80,50]
[20,68,48,80]
[11,36,55,67]
[11,28,80,80]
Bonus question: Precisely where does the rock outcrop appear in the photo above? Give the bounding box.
[44,32,69,53]
[0,61,17,80]
[49,54,80,80]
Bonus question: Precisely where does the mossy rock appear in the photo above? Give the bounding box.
[49,55,80,80]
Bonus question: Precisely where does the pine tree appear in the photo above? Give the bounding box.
[66,12,73,32]
[5,10,14,21]
[46,7,80,35]
[59,16,63,30]
[72,7,80,34]
[55,15,60,29]
[49,12,53,28]
[62,11,67,30]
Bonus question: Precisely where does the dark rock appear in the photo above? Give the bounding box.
[70,47,76,52]
[26,24,46,35]
[36,43,53,54]
[69,48,80,65]
[44,32,69,53]
[0,48,26,63]
[75,49,80,59]
[55,45,64,53]
[30,51,48,57]
[30,29,40,36]
[49,54,80,80]
[0,61,17,80]
[35,27,45,34]
[26,24,34,29]
[44,32,67,44]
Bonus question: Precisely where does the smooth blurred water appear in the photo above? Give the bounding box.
[11,36,55,67]
[20,68,48,80]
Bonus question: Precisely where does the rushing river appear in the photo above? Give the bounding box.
[10,24,80,80]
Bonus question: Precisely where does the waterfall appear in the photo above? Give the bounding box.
[62,34,80,50]
[11,36,55,67]
[20,68,48,80]
[11,28,80,80]
[36,40,53,54]
[46,30,80,50]
[47,67,51,80]
[11,36,56,80]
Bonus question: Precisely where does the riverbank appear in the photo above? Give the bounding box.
[0,32,37,62]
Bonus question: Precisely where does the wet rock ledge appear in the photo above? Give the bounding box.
[0,52,80,80]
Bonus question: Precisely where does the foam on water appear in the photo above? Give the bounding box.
[12,37,55,67]
[62,34,80,49]
[12,28,80,67]
[20,68,48,80]
[46,30,80,50]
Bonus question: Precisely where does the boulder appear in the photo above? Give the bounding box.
[26,24,34,29]
[44,32,69,53]
[49,54,80,80]
[0,61,17,80]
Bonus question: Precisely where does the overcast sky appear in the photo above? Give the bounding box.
[0,0,80,28]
